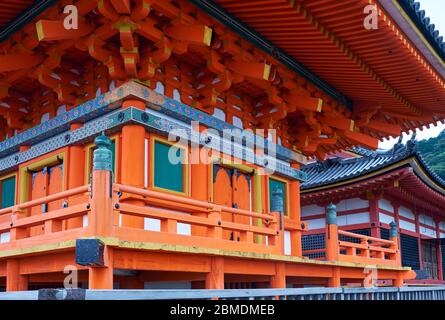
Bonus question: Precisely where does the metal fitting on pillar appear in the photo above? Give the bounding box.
[389,221,398,238]
[93,134,112,172]
[326,203,337,225]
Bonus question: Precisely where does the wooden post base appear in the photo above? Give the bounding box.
[270,262,286,288]
[88,247,114,289]
[327,267,341,288]
[6,259,28,292]
[205,257,224,289]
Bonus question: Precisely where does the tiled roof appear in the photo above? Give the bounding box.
[301,136,445,190]
[0,0,57,43]
[398,0,445,62]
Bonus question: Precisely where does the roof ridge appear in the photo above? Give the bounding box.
[398,0,445,62]
[300,134,442,190]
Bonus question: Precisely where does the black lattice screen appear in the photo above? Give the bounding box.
[302,234,325,259]
[441,245,445,280]
[380,228,390,240]
[400,233,420,270]
[339,228,371,243]
[302,229,371,259]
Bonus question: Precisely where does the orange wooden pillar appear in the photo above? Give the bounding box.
[369,196,381,238]
[6,259,28,292]
[325,203,339,262]
[89,247,114,290]
[66,123,85,229]
[88,134,114,289]
[289,163,302,256]
[270,262,286,288]
[389,221,404,287]
[328,267,341,288]
[120,100,146,228]
[191,125,208,237]
[325,203,341,287]
[206,257,224,289]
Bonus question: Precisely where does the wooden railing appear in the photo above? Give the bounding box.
[337,230,400,266]
[0,175,401,269]
[323,203,401,267]
[301,205,402,267]
[302,248,326,260]
[0,179,285,256]
[113,184,284,254]
[0,185,90,243]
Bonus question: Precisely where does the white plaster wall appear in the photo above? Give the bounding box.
[144,218,161,231]
[144,207,192,235]
[82,214,88,227]
[419,214,436,228]
[306,212,370,230]
[399,219,416,232]
[378,199,394,213]
[306,218,326,230]
[420,226,436,238]
[336,198,369,212]
[177,223,191,236]
[301,205,324,218]
[379,212,394,225]
[399,206,415,220]
[284,230,291,255]
[337,212,370,226]
[0,232,10,244]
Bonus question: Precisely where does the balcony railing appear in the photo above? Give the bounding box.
[0,185,90,243]
[0,183,401,270]
[0,137,401,271]
[337,230,400,266]
[302,204,401,267]
[0,180,284,257]
[113,183,283,255]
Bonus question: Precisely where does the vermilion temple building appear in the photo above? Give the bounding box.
[0,0,444,291]
[301,137,445,285]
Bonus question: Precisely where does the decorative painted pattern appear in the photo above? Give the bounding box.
[0,81,306,165]
[0,107,307,182]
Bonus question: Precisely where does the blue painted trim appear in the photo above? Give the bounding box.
[0,107,307,182]
[0,82,306,165]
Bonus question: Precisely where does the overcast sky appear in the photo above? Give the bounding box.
[378,0,445,149]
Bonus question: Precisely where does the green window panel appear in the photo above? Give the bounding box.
[1,176,16,209]
[269,178,286,214]
[154,141,184,193]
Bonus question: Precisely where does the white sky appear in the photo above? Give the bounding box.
[378,0,445,150]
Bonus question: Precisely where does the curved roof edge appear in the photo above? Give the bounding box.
[0,0,58,43]
[301,137,445,195]
[380,0,445,80]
